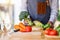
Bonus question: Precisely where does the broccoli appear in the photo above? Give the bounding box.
[19,11,29,21]
[19,11,33,26]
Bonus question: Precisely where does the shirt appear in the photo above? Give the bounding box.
[21,0,58,23]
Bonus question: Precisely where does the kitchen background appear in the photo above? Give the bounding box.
[0,0,60,30]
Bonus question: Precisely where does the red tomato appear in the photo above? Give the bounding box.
[25,26,32,32]
[44,28,53,35]
[49,30,58,36]
[44,29,50,35]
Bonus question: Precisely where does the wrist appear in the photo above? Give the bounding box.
[48,21,54,28]
[48,21,53,24]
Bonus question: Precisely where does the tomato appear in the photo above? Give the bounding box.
[44,29,50,35]
[49,30,58,36]
[44,28,53,35]
[44,28,58,36]
[25,26,32,32]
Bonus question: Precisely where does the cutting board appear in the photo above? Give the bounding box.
[9,32,45,40]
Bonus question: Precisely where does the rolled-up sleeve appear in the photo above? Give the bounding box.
[49,0,58,23]
[21,0,27,11]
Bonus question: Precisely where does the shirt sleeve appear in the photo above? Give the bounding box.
[21,0,27,11]
[49,0,58,23]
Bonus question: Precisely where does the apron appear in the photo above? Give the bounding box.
[27,0,51,24]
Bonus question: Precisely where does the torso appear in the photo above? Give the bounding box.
[27,0,51,24]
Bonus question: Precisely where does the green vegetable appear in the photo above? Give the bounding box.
[19,11,33,26]
[43,24,50,29]
[57,10,60,21]
[33,20,44,28]
[28,20,33,26]
[25,18,33,26]
[55,24,60,36]
[55,25,60,31]
[33,20,51,29]
[19,11,29,21]
[58,32,60,36]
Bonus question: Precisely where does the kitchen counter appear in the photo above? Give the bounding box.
[0,20,60,40]
[0,31,60,40]
[0,32,45,40]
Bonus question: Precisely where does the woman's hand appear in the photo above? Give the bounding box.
[24,20,28,25]
[48,21,54,29]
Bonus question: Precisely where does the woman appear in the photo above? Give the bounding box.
[21,0,58,28]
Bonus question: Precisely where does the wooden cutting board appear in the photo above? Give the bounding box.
[0,32,60,40]
[0,32,43,40]
[9,32,45,40]
[8,30,60,40]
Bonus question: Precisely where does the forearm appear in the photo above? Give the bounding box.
[49,0,58,24]
[21,0,27,11]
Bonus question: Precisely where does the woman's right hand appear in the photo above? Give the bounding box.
[24,20,28,26]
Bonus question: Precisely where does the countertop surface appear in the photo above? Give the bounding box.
[0,32,60,40]
[0,21,60,40]
[0,32,44,40]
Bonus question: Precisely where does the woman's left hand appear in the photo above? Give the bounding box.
[48,21,54,29]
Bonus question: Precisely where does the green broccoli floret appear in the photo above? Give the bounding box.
[19,11,29,21]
